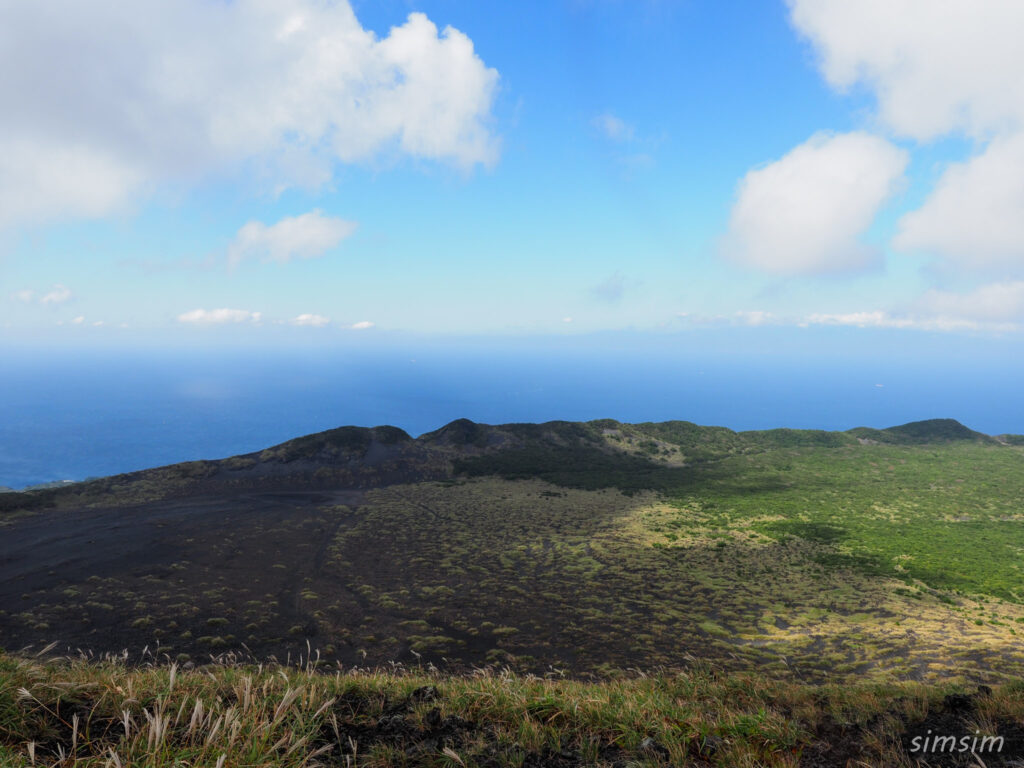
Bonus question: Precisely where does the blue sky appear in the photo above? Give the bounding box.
[2,0,1023,350]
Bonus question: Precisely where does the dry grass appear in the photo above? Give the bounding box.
[1,650,1021,767]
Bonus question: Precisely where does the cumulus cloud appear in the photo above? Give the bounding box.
[290,313,331,327]
[177,308,262,324]
[0,2,499,229]
[0,142,145,230]
[349,320,374,330]
[228,210,357,266]
[788,0,1024,141]
[592,113,635,142]
[40,284,73,305]
[723,131,908,274]
[894,135,1024,273]
[13,289,35,303]
[788,1,1024,271]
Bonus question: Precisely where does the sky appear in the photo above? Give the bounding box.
[2,0,1024,352]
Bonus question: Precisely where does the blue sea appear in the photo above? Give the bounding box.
[3,333,1023,489]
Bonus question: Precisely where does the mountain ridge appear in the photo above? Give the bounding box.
[0,417,1001,512]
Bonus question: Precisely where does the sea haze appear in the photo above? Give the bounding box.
[2,337,1023,489]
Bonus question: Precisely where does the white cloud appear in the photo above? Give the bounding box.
[788,0,1024,141]
[735,310,774,326]
[71,316,85,325]
[804,306,1018,333]
[723,131,908,274]
[40,284,72,305]
[13,289,35,303]
[228,210,357,266]
[592,113,635,142]
[788,1,1024,272]
[915,281,1024,323]
[894,134,1024,272]
[0,142,146,230]
[290,313,331,327]
[804,311,912,329]
[349,320,375,330]
[675,296,1024,334]
[177,308,262,325]
[0,2,499,229]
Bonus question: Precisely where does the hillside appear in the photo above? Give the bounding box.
[848,418,996,445]
[2,417,1024,686]
[2,651,1023,767]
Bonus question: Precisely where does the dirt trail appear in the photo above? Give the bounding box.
[276,501,360,634]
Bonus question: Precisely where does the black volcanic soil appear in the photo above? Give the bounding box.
[0,489,369,661]
[0,419,611,665]
[0,479,595,669]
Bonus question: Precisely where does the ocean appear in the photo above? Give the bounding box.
[3,337,1023,489]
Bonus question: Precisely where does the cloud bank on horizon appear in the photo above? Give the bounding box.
[2,0,1024,339]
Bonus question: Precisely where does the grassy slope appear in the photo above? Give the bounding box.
[2,651,1023,767]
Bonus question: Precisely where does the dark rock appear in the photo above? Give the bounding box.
[700,734,723,756]
[410,685,438,703]
[443,715,471,731]
[943,692,975,713]
[378,714,407,733]
[640,736,670,758]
